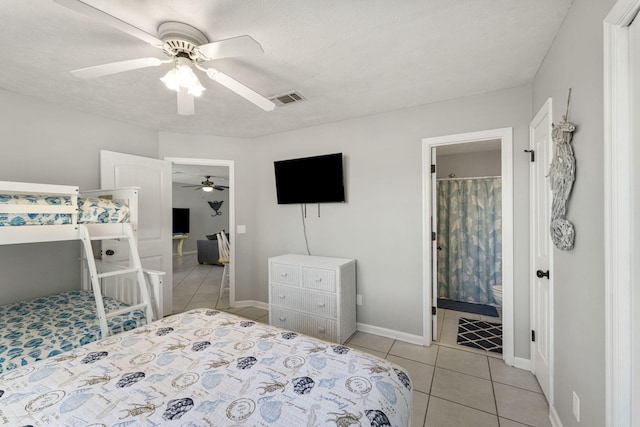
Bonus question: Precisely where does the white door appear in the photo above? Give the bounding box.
[100,150,173,316]
[529,99,553,402]
[431,148,439,340]
[630,17,640,425]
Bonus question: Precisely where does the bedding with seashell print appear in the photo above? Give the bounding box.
[0,309,412,426]
[0,194,129,226]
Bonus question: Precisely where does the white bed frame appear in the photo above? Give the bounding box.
[0,181,165,328]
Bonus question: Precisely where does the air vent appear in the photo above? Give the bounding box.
[270,91,306,106]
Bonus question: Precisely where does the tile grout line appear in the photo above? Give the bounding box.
[488,353,500,424]
[421,344,439,426]
[426,395,503,422]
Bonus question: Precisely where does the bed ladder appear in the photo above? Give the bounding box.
[79,223,154,339]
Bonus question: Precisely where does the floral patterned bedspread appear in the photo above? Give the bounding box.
[0,309,412,426]
[0,290,146,374]
[0,195,129,226]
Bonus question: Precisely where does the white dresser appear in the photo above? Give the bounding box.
[268,254,356,344]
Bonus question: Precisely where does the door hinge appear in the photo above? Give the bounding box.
[531,330,536,342]
[431,232,436,241]
[524,149,535,162]
[432,306,437,316]
[431,164,436,173]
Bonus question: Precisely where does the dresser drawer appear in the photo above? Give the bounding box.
[270,263,300,286]
[301,267,336,292]
[270,307,337,341]
[270,284,337,318]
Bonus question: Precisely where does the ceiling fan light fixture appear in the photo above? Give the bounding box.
[161,57,204,95]
[202,186,214,192]
[160,68,179,91]
[175,63,198,88]
[188,81,206,97]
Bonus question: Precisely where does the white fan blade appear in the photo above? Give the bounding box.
[177,88,195,115]
[204,68,275,111]
[54,0,164,48]
[71,57,167,79]
[197,35,264,61]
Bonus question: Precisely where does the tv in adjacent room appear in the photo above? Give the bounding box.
[274,153,345,204]
[172,208,190,234]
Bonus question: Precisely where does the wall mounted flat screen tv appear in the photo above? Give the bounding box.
[172,208,190,234]
[274,153,345,204]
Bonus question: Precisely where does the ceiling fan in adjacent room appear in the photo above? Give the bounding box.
[182,176,228,192]
[53,0,276,115]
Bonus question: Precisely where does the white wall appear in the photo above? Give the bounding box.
[172,182,230,254]
[0,89,158,305]
[532,0,614,424]
[436,150,501,179]
[160,85,532,355]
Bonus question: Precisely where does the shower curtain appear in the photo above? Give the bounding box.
[437,177,502,305]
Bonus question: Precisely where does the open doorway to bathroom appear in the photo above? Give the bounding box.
[422,128,514,366]
[434,140,503,356]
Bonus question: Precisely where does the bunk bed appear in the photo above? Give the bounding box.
[0,181,165,374]
[0,308,413,426]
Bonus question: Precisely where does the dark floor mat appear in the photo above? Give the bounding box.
[457,317,502,354]
[438,298,499,317]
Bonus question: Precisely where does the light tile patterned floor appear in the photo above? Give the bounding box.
[172,253,268,322]
[172,256,550,427]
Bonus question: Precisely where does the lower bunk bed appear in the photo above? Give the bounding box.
[0,290,146,373]
[0,309,413,426]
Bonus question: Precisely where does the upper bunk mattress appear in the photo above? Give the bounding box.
[0,290,146,373]
[0,195,129,226]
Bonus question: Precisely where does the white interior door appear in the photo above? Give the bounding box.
[530,99,553,403]
[100,150,173,316]
[431,148,438,340]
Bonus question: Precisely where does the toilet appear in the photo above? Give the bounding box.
[492,285,503,306]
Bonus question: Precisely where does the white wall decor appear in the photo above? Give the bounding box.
[549,89,577,250]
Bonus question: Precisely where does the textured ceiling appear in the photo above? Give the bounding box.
[0,0,572,138]
[172,164,229,185]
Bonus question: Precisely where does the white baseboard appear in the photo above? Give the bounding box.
[234,300,269,311]
[513,357,532,371]
[356,322,424,345]
[549,405,563,427]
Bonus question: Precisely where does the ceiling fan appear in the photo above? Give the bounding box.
[53,0,276,115]
[182,176,229,192]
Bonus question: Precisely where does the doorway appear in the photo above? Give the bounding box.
[434,140,504,356]
[422,128,514,366]
[165,157,236,309]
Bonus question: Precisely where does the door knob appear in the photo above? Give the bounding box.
[536,270,549,279]
[105,249,115,256]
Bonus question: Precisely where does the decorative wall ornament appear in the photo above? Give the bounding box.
[207,201,224,216]
[549,89,576,250]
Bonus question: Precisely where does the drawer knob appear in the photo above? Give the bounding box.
[281,273,288,277]
[315,277,322,282]
[318,327,326,333]
[279,317,286,322]
[279,294,286,299]
[317,302,325,307]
